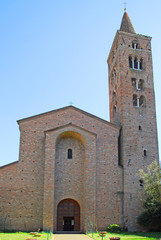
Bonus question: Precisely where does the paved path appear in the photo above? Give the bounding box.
[54,234,94,240]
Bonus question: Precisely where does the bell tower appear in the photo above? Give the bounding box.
[108,11,159,230]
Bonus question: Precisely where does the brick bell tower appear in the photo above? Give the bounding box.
[108,11,159,230]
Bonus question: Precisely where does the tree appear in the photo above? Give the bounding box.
[137,161,161,230]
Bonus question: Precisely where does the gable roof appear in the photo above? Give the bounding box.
[17,105,119,129]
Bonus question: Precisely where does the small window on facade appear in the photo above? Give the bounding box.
[113,89,117,96]
[134,57,138,69]
[114,105,117,112]
[144,149,147,157]
[129,56,132,68]
[139,95,146,107]
[139,179,144,187]
[140,58,143,70]
[114,68,117,78]
[68,149,72,159]
[139,125,142,131]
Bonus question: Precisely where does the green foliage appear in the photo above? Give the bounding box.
[137,198,161,229]
[138,161,161,202]
[107,224,122,233]
[137,161,161,230]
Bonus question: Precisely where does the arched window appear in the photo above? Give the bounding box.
[143,149,147,157]
[133,94,138,107]
[139,95,146,107]
[129,56,132,68]
[114,68,117,78]
[134,57,138,69]
[140,58,143,70]
[138,79,144,90]
[114,105,117,112]
[132,41,138,49]
[131,78,136,87]
[67,149,72,159]
[132,78,144,90]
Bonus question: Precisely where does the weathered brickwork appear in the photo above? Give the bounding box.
[0,11,159,232]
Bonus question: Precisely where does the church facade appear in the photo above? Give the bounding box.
[0,12,159,232]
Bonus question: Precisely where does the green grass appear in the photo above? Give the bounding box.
[87,232,161,240]
[0,232,53,240]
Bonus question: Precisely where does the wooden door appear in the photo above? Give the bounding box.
[57,199,80,231]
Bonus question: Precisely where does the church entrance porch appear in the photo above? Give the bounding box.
[57,199,80,231]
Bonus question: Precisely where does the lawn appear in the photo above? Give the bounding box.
[0,232,53,240]
[87,232,161,240]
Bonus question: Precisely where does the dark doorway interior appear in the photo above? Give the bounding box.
[63,217,74,231]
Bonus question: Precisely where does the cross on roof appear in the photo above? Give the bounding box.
[123,2,127,11]
[69,101,74,106]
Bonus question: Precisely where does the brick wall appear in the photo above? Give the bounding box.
[0,106,122,232]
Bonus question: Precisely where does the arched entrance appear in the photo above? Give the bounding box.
[57,199,80,231]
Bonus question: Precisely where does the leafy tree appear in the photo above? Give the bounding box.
[137,161,161,230]
[138,161,161,202]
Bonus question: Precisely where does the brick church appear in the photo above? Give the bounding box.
[0,11,159,232]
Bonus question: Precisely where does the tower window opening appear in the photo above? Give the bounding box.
[136,79,139,90]
[129,56,132,68]
[134,57,138,69]
[133,94,139,107]
[68,149,72,159]
[132,78,136,87]
[143,149,147,157]
[113,89,117,96]
[133,95,146,108]
[139,125,142,131]
[132,41,138,49]
[132,78,144,90]
[113,88,117,101]
[114,105,117,112]
[139,95,146,107]
[140,58,143,70]
[138,79,144,90]
[139,179,144,187]
[114,68,117,78]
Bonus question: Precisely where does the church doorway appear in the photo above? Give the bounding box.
[57,199,80,231]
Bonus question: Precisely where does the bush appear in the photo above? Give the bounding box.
[137,198,161,230]
[107,224,122,233]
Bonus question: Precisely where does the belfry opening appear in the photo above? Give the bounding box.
[57,199,80,231]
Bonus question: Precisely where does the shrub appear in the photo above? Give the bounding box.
[107,224,122,233]
[137,198,161,230]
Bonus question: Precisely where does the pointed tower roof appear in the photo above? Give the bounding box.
[120,11,136,34]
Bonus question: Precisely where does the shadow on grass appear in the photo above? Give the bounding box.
[119,232,161,238]
[88,232,161,240]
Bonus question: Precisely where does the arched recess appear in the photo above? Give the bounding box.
[57,199,80,231]
[56,131,86,147]
[55,130,85,232]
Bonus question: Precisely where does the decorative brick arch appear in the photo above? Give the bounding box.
[57,199,80,231]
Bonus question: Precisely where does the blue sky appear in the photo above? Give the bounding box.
[0,0,161,166]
